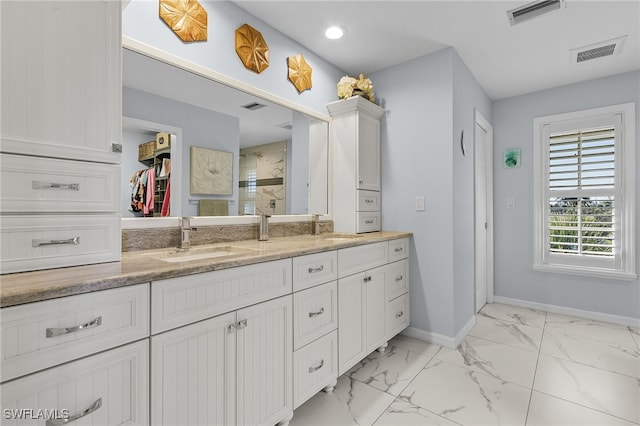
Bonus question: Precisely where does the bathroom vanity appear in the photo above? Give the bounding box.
[0,232,410,425]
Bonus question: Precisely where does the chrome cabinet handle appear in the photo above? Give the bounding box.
[45,398,102,426]
[363,276,372,283]
[308,307,325,318]
[308,265,324,274]
[395,275,403,282]
[358,179,363,184]
[394,247,403,253]
[32,181,80,191]
[46,316,102,338]
[365,219,374,224]
[364,199,374,204]
[309,359,324,373]
[229,319,248,332]
[396,311,404,318]
[33,237,80,247]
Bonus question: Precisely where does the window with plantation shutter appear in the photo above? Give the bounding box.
[533,103,636,280]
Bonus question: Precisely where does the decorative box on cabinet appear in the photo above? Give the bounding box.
[1,340,149,426]
[0,1,122,273]
[327,96,384,233]
[291,251,339,409]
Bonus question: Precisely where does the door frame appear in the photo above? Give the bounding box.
[474,110,495,311]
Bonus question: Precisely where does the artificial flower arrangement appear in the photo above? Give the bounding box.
[337,74,375,103]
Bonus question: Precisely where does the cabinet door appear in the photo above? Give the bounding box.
[365,266,387,353]
[151,312,236,426]
[1,340,148,426]
[356,113,380,191]
[1,1,121,163]
[338,273,366,375]
[236,296,293,426]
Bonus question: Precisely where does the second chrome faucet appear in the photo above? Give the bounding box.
[258,213,271,241]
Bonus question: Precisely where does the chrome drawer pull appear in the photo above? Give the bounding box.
[363,276,372,283]
[395,275,403,282]
[396,311,404,318]
[32,181,80,191]
[394,247,403,253]
[308,265,324,273]
[46,397,102,426]
[46,316,102,338]
[228,319,248,332]
[32,237,80,247]
[308,307,325,318]
[365,219,374,224]
[309,359,324,373]
[365,199,374,204]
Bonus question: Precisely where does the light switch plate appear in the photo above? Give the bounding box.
[506,197,515,209]
[416,196,425,211]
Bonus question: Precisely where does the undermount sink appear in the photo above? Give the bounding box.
[144,246,259,263]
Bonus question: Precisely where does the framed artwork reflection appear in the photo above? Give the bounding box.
[190,146,233,195]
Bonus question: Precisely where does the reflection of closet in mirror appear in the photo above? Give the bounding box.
[122,117,182,218]
[239,141,287,215]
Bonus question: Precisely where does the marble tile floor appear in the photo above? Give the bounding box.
[289,303,640,426]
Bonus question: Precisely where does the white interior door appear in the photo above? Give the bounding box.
[474,111,494,313]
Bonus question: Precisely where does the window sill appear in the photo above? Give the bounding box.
[533,263,637,281]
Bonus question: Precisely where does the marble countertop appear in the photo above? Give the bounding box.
[0,231,411,308]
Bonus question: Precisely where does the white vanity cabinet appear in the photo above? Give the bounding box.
[0,1,122,274]
[150,260,294,426]
[291,251,339,408]
[328,96,384,233]
[337,238,411,375]
[0,284,150,425]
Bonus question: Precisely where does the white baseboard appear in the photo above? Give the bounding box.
[401,315,477,349]
[493,296,640,328]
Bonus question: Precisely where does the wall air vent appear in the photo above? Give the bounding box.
[507,0,565,25]
[571,36,627,63]
[241,102,267,111]
[276,122,292,130]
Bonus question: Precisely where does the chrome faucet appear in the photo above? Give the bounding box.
[258,213,271,241]
[311,214,321,235]
[180,217,196,249]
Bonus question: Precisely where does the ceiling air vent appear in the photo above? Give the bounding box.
[241,102,267,111]
[276,122,292,130]
[571,36,627,64]
[507,0,565,25]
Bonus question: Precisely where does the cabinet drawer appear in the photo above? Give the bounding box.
[386,259,409,301]
[292,250,337,292]
[357,190,380,212]
[0,215,121,274]
[293,281,337,350]
[356,211,381,233]
[0,340,148,426]
[0,284,149,382]
[151,259,292,334]
[0,153,120,213]
[387,293,410,339]
[293,330,338,409]
[338,241,388,278]
[388,237,409,262]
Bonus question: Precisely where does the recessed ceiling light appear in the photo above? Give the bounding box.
[325,26,344,40]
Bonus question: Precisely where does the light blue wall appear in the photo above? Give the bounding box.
[122,0,345,116]
[452,51,492,332]
[492,71,640,319]
[123,88,240,217]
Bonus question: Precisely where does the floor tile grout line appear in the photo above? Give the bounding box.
[524,310,547,425]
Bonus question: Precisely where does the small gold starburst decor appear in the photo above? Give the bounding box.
[159,0,208,42]
[287,54,313,93]
[235,23,270,74]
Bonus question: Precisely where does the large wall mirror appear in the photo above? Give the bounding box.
[121,44,329,225]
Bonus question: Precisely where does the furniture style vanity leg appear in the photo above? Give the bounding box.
[322,379,338,393]
[278,410,294,426]
[377,341,388,353]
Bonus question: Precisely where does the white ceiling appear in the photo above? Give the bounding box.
[233,0,640,100]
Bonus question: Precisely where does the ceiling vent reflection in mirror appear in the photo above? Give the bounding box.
[507,0,565,25]
[242,102,267,111]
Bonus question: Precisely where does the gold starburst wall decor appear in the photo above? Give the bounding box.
[235,23,269,74]
[159,0,208,42]
[287,54,313,93]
